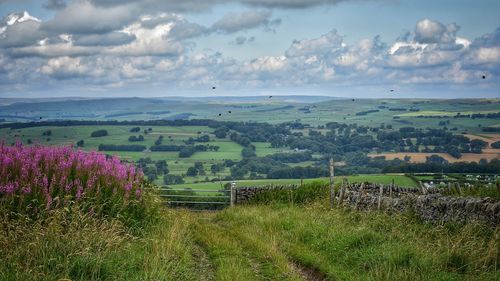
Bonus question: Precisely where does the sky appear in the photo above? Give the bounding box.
[0,0,499,98]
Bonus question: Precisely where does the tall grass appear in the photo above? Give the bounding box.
[245,181,328,205]
[440,182,500,200]
[0,207,208,281]
[206,204,499,281]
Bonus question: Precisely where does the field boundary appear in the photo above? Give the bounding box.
[155,183,236,210]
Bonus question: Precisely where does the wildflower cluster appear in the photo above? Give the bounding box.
[0,143,144,212]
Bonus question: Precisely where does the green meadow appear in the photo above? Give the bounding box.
[168,174,418,190]
[0,125,283,184]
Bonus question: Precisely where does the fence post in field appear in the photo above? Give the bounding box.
[355,182,364,209]
[447,182,452,194]
[389,179,394,198]
[456,183,462,195]
[418,181,425,194]
[329,158,335,208]
[338,177,346,206]
[230,181,236,207]
[377,184,383,210]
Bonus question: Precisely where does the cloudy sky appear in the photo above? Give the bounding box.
[0,0,499,98]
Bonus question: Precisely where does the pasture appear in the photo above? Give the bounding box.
[369,152,500,163]
[0,125,282,184]
[167,174,418,190]
[1,97,498,133]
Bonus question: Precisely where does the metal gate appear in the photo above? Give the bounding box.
[157,182,236,210]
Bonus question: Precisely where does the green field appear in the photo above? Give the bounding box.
[0,124,419,187]
[1,97,498,133]
[396,109,500,117]
[0,125,281,184]
[168,174,418,190]
[1,97,498,187]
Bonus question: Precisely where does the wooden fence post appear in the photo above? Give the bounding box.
[377,184,383,210]
[329,158,335,208]
[338,177,346,206]
[355,182,364,210]
[389,179,394,198]
[230,181,236,207]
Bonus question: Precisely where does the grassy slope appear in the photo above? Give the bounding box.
[2,200,498,280]
[199,204,499,281]
[0,208,210,281]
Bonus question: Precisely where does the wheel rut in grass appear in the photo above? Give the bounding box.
[192,241,215,281]
[192,219,266,280]
[289,261,329,281]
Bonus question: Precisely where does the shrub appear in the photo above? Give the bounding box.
[163,174,184,185]
[491,141,500,149]
[91,129,108,137]
[247,181,327,205]
[0,143,148,224]
[128,135,144,142]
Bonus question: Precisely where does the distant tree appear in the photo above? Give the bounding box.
[76,140,84,147]
[426,155,447,165]
[130,127,140,133]
[154,136,164,145]
[42,130,52,136]
[155,160,169,175]
[128,135,144,142]
[445,145,462,158]
[230,166,248,178]
[194,162,205,175]
[196,135,210,142]
[179,146,196,158]
[163,175,184,185]
[242,147,256,158]
[492,141,500,149]
[186,166,198,177]
[211,163,223,175]
[470,139,488,153]
[143,166,158,182]
[91,129,108,137]
[214,127,228,138]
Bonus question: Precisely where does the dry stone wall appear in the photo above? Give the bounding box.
[236,184,297,204]
[236,183,500,226]
[342,183,499,226]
